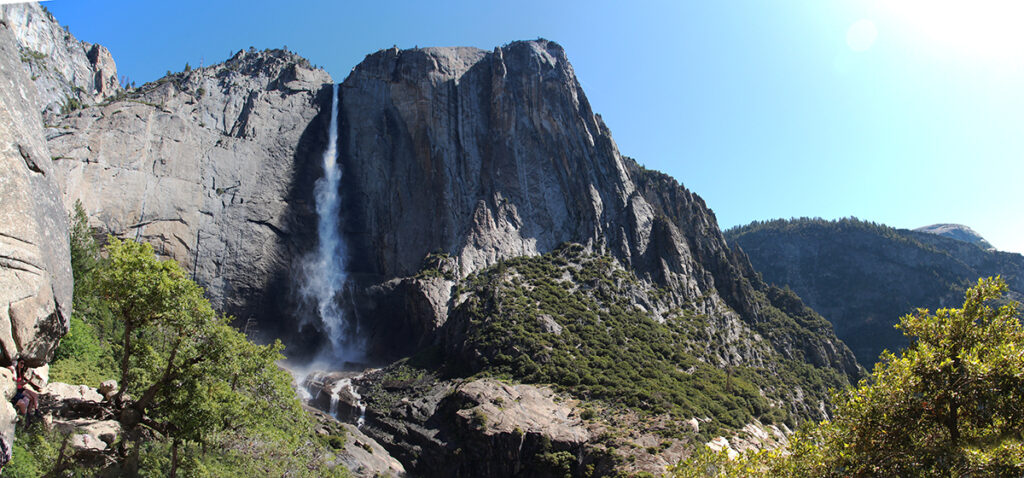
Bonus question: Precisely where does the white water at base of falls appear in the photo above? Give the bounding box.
[329,378,367,428]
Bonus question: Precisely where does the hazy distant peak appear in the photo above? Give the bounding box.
[915,223,994,250]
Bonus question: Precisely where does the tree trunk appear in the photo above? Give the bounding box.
[116,320,135,404]
[947,403,960,447]
[124,429,141,477]
[169,438,180,478]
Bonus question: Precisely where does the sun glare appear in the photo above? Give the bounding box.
[884,0,1024,63]
[846,19,878,52]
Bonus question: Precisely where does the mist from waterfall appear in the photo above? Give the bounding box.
[299,83,360,362]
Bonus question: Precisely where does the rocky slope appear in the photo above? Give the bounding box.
[727,218,1024,366]
[313,246,851,476]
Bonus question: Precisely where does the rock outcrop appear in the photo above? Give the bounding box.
[38,381,120,466]
[45,48,333,339]
[329,374,607,477]
[308,370,789,477]
[305,405,406,478]
[915,223,995,250]
[2,3,121,121]
[0,7,73,371]
[727,218,1024,365]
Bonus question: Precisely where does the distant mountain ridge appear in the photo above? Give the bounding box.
[914,223,995,250]
[726,217,1024,366]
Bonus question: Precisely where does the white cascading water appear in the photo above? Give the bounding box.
[329,378,367,428]
[301,83,354,360]
[328,378,344,416]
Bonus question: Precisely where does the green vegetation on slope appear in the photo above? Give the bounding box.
[7,202,347,477]
[671,277,1024,477]
[443,244,851,435]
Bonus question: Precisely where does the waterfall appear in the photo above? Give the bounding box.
[301,83,357,360]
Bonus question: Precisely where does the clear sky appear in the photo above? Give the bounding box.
[45,0,1023,253]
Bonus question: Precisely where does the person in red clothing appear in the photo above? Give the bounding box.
[9,357,39,420]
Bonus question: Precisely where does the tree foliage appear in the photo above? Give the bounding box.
[95,238,343,475]
[51,200,118,386]
[671,276,1024,477]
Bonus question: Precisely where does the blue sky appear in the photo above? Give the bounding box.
[46,0,1023,253]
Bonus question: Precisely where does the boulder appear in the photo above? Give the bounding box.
[98,379,117,400]
[706,436,738,460]
[43,382,103,404]
[336,422,406,478]
[52,418,120,446]
[69,433,106,452]
[29,364,48,388]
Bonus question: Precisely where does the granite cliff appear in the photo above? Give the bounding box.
[727,218,1024,366]
[297,42,861,476]
[915,223,995,250]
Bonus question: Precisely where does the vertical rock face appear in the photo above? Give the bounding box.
[2,3,121,121]
[0,9,72,368]
[46,50,333,337]
[340,43,631,281]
